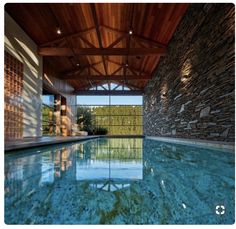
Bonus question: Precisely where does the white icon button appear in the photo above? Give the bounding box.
[215,205,225,215]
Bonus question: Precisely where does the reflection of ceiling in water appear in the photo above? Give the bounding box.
[76,159,143,181]
[89,180,131,192]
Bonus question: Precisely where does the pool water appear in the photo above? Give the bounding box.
[5,138,235,224]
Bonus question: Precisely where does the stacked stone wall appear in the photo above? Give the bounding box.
[144,4,235,142]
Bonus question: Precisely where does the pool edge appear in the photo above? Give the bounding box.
[145,136,235,152]
[4,136,100,152]
[4,135,145,152]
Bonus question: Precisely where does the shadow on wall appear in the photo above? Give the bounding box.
[5,29,42,137]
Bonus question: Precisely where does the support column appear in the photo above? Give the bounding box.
[61,96,68,136]
[54,94,61,136]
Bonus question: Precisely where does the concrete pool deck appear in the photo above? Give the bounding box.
[5,135,234,152]
[5,136,100,152]
[5,135,144,152]
[145,136,235,152]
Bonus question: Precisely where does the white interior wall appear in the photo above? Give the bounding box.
[5,12,43,137]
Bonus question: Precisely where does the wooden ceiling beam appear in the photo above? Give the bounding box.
[90,65,105,76]
[127,66,138,76]
[106,34,128,48]
[124,4,135,88]
[47,5,80,70]
[111,66,123,75]
[90,3,108,82]
[64,61,103,76]
[40,26,96,46]
[59,75,151,80]
[104,58,150,76]
[38,47,166,56]
[77,36,97,48]
[65,37,80,68]
[87,67,94,88]
[90,4,103,49]
[74,90,144,96]
[101,25,166,49]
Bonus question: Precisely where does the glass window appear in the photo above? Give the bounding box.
[76,96,143,135]
[42,95,55,135]
[77,96,109,105]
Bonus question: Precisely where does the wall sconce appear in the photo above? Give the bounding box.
[181,75,191,83]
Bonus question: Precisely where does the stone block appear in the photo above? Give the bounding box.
[221,128,230,138]
[200,106,211,118]
[174,94,182,100]
[210,133,220,137]
[178,104,185,113]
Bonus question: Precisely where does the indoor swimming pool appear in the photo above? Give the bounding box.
[4,137,235,224]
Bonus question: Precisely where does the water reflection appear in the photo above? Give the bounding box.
[5,138,234,224]
[5,138,143,198]
[76,138,143,191]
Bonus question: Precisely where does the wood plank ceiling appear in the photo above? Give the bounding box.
[5,3,189,92]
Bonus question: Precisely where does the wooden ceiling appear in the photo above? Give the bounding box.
[5,3,189,93]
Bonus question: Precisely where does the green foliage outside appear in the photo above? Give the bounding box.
[76,138,143,160]
[77,105,143,135]
[42,105,55,135]
[77,106,93,134]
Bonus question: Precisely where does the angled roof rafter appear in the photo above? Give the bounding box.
[111,66,123,75]
[40,26,96,47]
[6,3,189,91]
[101,25,166,49]
[106,34,128,49]
[63,60,103,76]
[104,58,150,76]
[60,75,151,80]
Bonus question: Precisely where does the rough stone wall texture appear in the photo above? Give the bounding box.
[143,4,235,142]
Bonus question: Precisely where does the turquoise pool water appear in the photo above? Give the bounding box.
[5,138,235,224]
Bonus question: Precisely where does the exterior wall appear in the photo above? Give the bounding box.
[5,12,43,137]
[144,4,234,142]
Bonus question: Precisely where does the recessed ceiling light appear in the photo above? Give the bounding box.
[125,63,129,67]
[129,30,133,35]
[56,28,62,35]
[76,63,80,66]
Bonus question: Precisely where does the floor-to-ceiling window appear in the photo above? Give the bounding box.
[42,95,55,135]
[76,94,143,135]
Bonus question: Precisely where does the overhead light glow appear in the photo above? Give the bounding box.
[56,28,62,35]
[76,63,80,66]
[125,63,129,67]
[129,30,133,35]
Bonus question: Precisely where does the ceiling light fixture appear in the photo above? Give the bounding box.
[129,30,133,35]
[125,63,129,67]
[76,63,80,66]
[56,28,62,35]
